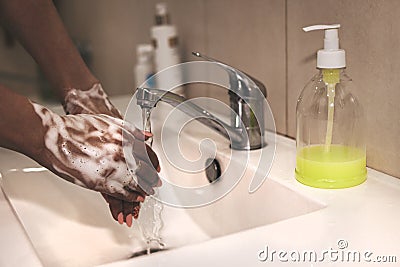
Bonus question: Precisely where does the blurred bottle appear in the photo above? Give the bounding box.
[151,3,184,95]
[135,44,155,88]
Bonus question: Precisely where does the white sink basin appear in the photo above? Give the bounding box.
[151,109,324,238]
[0,97,324,267]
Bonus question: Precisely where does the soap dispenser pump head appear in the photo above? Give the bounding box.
[303,24,346,69]
[155,2,170,25]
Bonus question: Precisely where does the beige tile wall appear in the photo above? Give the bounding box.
[204,0,286,134]
[57,0,286,133]
[1,0,398,178]
[57,0,207,95]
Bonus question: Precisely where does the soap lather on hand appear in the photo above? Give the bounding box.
[0,0,162,228]
[58,83,162,227]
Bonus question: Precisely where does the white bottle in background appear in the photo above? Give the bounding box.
[135,44,155,88]
[151,2,184,95]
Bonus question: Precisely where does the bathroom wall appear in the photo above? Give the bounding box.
[55,0,287,133]
[0,0,398,178]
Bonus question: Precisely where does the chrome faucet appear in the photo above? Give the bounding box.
[136,52,267,150]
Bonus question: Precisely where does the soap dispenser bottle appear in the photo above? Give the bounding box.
[295,24,367,188]
[151,3,183,95]
[135,44,155,88]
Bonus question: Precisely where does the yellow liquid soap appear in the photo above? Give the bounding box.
[295,145,367,189]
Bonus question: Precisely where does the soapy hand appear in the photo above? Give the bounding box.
[61,83,159,226]
[32,100,160,226]
[63,83,122,118]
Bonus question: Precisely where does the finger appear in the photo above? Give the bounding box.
[123,130,150,143]
[123,185,146,202]
[136,178,155,196]
[119,127,152,147]
[123,189,146,203]
[108,104,123,119]
[102,193,142,226]
[132,140,160,172]
[125,126,153,141]
[122,201,135,227]
[122,201,142,226]
[131,128,152,142]
[125,214,133,227]
[95,114,140,138]
[143,131,153,139]
[104,180,145,203]
[128,176,155,196]
[146,144,160,172]
[135,160,160,188]
[102,193,123,223]
[133,203,141,220]
[118,212,124,224]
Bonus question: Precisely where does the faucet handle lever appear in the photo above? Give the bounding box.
[192,51,238,82]
[192,52,267,97]
[192,51,240,76]
[192,52,224,65]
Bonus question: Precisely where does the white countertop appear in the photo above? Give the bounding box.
[1,96,399,266]
[0,150,43,267]
[98,135,400,267]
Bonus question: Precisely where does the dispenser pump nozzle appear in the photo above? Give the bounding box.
[303,24,345,69]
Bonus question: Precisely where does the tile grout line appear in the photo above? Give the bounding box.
[284,0,289,135]
[203,0,210,97]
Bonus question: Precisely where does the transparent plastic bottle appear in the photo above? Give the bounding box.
[296,68,366,188]
[295,25,367,188]
[135,44,155,88]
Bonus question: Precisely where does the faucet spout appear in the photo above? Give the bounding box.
[136,53,268,150]
[136,88,246,147]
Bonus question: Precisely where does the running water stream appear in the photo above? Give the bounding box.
[138,107,165,254]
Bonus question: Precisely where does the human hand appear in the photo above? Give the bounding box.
[63,83,122,117]
[62,83,154,226]
[31,102,160,226]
